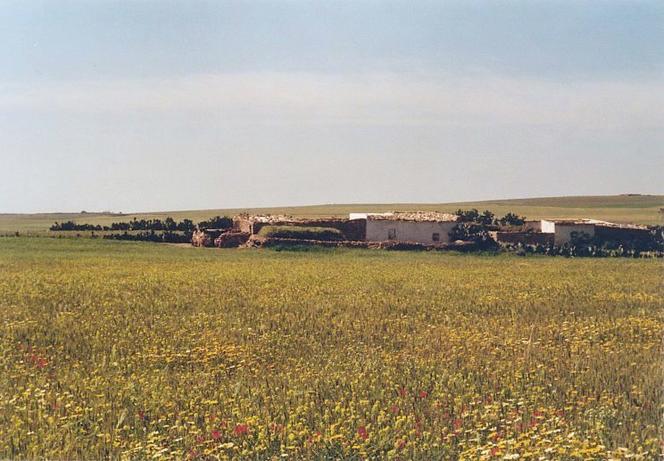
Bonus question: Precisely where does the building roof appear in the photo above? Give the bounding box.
[542,219,597,226]
[541,218,648,230]
[350,211,458,223]
[235,214,349,224]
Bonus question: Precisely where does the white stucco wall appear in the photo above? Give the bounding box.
[540,220,556,233]
[365,220,457,244]
[553,224,595,245]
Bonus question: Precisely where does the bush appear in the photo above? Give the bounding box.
[197,216,233,230]
[257,226,344,241]
[455,208,480,223]
[450,223,498,250]
[103,231,192,244]
[498,212,526,226]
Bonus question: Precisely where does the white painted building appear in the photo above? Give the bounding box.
[521,218,650,246]
[528,219,595,245]
[350,212,458,245]
[550,222,595,245]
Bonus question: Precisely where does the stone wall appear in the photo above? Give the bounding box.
[595,226,651,243]
[492,231,554,245]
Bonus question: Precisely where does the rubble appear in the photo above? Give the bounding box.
[351,211,458,222]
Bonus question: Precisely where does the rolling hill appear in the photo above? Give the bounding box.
[1,194,662,234]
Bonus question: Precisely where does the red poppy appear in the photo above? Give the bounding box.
[357,426,368,440]
[390,404,400,414]
[211,430,222,440]
[234,424,249,436]
[490,447,499,457]
[418,390,428,399]
[269,423,284,433]
[453,418,463,431]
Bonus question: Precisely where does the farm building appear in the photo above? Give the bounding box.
[349,212,458,245]
[195,212,653,250]
[520,219,650,245]
[545,220,596,245]
[233,212,459,245]
[233,214,366,240]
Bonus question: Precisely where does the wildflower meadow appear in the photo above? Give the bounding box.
[0,238,661,460]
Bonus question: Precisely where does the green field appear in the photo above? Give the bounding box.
[2,194,663,234]
[0,238,661,459]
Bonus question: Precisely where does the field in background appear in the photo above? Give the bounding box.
[2,194,663,234]
[0,238,661,459]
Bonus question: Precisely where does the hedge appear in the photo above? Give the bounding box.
[257,226,344,241]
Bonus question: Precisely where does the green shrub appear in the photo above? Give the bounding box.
[257,225,344,241]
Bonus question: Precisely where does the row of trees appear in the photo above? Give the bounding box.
[103,231,192,244]
[50,216,233,232]
[455,209,526,226]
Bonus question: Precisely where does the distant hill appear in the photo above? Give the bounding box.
[1,195,662,234]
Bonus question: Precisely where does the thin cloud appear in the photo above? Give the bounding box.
[1,72,663,130]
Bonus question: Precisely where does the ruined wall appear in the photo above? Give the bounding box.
[233,217,253,233]
[214,232,250,248]
[250,219,366,241]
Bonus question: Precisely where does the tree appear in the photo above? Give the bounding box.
[498,212,526,226]
[164,217,177,231]
[455,208,480,223]
[478,210,494,225]
[177,219,195,232]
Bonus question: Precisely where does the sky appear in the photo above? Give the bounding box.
[1,0,662,213]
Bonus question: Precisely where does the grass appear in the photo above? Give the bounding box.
[2,194,663,234]
[0,237,661,459]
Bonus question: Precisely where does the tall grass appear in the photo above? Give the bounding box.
[0,238,661,459]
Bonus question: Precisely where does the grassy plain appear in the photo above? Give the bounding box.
[2,194,663,234]
[0,238,661,459]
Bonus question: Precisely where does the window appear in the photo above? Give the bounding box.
[388,228,397,240]
[432,232,440,242]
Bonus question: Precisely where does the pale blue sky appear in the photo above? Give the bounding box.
[1,0,662,213]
